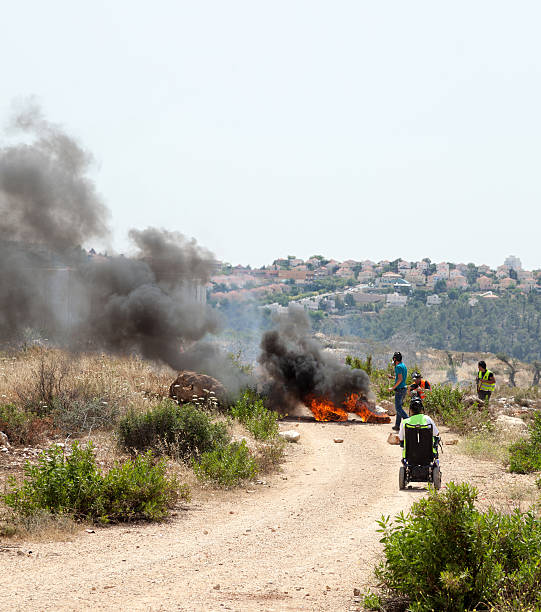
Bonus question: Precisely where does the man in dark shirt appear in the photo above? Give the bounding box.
[389,351,407,431]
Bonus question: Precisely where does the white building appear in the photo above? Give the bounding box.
[426,294,442,306]
[386,292,408,307]
[504,255,522,270]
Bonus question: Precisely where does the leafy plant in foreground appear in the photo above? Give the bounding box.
[375,482,541,611]
[2,442,186,523]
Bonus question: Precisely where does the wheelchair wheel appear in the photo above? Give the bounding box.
[399,466,406,490]
[432,466,441,490]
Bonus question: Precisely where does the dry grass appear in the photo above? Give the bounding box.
[0,348,177,441]
[0,347,174,407]
[459,428,526,465]
[0,510,82,542]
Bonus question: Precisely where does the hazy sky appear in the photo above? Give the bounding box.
[1,1,540,269]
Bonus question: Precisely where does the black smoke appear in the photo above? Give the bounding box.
[0,102,249,390]
[258,306,371,412]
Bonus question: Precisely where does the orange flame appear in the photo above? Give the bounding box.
[306,395,348,421]
[304,392,391,423]
[344,393,391,424]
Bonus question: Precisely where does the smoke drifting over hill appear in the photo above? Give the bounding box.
[258,305,371,412]
[0,103,242,384]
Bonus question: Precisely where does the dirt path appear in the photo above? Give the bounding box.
[0,420,536,611]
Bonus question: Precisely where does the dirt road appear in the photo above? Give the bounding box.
[0,420,532,611]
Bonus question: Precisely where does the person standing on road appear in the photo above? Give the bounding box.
[389,351,408,431]
[477,360,496,402]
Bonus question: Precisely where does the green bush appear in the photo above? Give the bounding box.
[508,412,541,474]
[423,384,489,434]
[117,400,229,460]
[2,442,186,523]
[194,440,257,487]
[230,391,279,440]
[376,482,541,611]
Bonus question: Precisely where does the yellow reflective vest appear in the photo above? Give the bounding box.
[478,370,495,392]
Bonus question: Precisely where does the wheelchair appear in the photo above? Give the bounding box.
[399,422,441,490]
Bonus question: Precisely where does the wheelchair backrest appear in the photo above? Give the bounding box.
[404,423,434,465]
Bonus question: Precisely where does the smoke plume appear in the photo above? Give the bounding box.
[0,102,248,388]
[258,305,371,412]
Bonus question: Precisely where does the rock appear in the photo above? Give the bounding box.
[496,414,528,431]
[279,430,300,443]
[0,431,10,448]
[353,587,361,596]
[462,395,482,408]
[333,438,344,443]
[169,371,227,406]
[213,584,220,590]
[387,433,400,445]
[444,439,458,445]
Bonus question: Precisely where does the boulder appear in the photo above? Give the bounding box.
[169,371,227,406]
[495,414,528,431]
[279,430,300,443]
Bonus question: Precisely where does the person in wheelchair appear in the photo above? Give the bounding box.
[398,394,441,490]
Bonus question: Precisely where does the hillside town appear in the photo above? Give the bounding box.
[209,254,541,315]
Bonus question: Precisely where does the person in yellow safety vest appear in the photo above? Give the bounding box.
[409,371,431,401]
[477,360,496,401]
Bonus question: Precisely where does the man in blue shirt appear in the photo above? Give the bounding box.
[388,351,408,431]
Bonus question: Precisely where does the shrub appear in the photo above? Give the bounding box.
[375,482,541,611]
[117,400,229,461]
[194,440,257,487]
[230,391,279,440]
[347,354,394,401]
[508,412,541,474]
[0,403,52,445]
[423,384,489,434]
[51,397,119,435]
[2,442,186,523]
[254,437,286,474]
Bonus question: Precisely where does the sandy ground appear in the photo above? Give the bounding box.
[1,420,538,612]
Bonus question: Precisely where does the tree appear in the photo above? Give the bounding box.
[496,353,518,387]
[434,279,447,294]
[532,361,541,387]
[344,294,356,308]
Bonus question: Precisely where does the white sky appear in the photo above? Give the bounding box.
[1,1,540,269]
